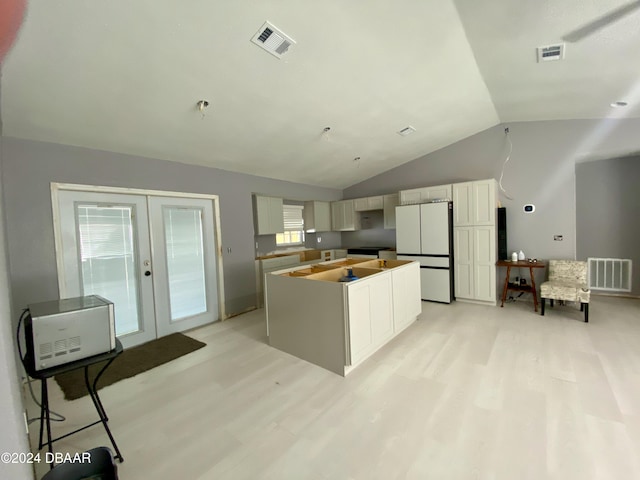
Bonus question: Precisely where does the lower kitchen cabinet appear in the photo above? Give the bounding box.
[391,262,422,332]
[347,272,394,365]
[265,259,421,375]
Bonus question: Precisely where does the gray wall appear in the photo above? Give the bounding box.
[1,137,341,317]
[576,156,640,296]
[345,119,640,268]
[341,210,396,248]
[0,138,33,480]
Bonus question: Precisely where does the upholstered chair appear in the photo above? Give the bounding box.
[540,260,590,322]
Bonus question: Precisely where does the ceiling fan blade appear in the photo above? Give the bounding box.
[563,1,640,42]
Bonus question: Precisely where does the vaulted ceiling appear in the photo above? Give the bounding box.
[1,1,639,188]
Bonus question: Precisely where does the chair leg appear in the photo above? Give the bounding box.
[541,298,545,316]
[580,303,584,312]
[550,299,554,308]
[583,303,589,323]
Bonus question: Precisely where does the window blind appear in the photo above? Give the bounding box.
[283,204,304,231]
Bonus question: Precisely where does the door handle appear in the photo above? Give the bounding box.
[144,271,152,277]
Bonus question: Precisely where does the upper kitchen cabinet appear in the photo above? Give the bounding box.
[452,179,497,227]
[354,196,384,212]
[399,184,452,205]
[383,194,399,229]
[331,200,360,231]
[304,201,332,232]
[253,195,285,235]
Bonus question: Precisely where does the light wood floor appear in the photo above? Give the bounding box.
[28,295,640,480]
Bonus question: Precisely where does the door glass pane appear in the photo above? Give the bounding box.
[76,204,141,336]
[163,207,207,321]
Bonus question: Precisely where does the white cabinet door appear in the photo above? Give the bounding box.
[472,180,496,225]
[354,195,384,211]
[399,189,423,205]
[392,263,421,333]
[332,200,358,231]
[395,205,421,254]
[354,198,369,212]
[331,201,343,231]
[342,200,356,229]
[347,282,374,365]
[368,196,384,210]
[334,249,348,259]
[269,197,285,232]
[423,184,452,202]
[304,201,331,232]
[473,226,496,301]
[400,184,452,205]
[254,196,284,234]
[454,225,496,302]
[383,194,399,229]
[454,227,474,299]
[453,183,473,227]
[369,273,394,346]
[347,273,394,366]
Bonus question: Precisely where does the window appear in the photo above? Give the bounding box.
[276,204,305,246]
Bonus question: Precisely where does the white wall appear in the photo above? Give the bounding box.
[344,119,640,264]
[0,141,33,480]
[576,156,640,296]
[1,137,342,316]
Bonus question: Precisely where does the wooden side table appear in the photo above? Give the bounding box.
[496,260,546,312]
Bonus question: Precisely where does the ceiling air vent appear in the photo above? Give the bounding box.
[251,21,296,59]
[537,44,565,62]
[397,126,416,136]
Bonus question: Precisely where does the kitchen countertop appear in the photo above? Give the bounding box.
[256,247,396,261]
[256,248,339,261]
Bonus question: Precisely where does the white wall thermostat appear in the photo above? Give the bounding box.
[523,204,535,213]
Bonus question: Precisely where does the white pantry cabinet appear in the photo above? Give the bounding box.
[304,201,332,232]
[452,179,497,305]
[253,195,284,235]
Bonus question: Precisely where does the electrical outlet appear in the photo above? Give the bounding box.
[554,235,563,241]
[317,236,322,243]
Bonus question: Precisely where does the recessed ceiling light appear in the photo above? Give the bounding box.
[610,101,628,108]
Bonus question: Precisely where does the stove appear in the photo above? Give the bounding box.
[346,247,392,257]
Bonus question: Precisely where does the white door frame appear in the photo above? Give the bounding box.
[51,182,227,323]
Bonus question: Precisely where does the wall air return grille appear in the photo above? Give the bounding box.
[588,258,632,292]
[251,21,296,59]
[537,44,565,62]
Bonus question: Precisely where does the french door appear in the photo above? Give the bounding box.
[56,189,220,348]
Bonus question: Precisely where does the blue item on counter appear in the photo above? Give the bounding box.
[339,268,359,282]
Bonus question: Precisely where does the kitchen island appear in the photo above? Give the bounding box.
[265,258,421,376]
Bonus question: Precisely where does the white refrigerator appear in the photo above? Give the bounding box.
[395,202,454,303]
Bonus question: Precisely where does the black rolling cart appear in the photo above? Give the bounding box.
[24,340,125,468]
